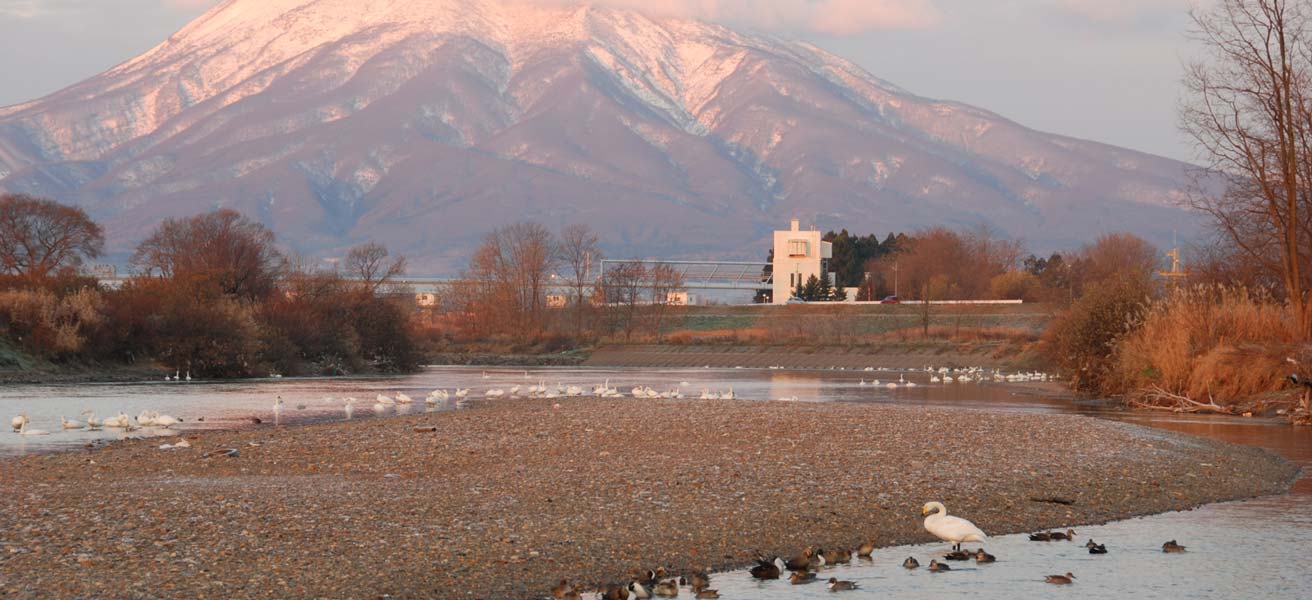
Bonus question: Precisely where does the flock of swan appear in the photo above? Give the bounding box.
[10,409,181,436]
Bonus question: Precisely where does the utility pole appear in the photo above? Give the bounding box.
[893,261,899,297]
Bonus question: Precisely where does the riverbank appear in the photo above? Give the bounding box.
[583,341,1040,370]
[0,398,1295,599]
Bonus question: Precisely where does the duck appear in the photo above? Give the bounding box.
[693,591,719,599]
[600,583,629,600]
[1028,531,1051,541]
[922,501,987,551]
[975,549,996,563]
[651,579,678,597]
[1045,572,1076,584]
[857,541,875,558]
[928,559,950,572]
[1049,528,1076,541]
[943,550,971,561]
[61,415,86,429]
[626,581,651,599]
[789,571,817,584]
[820,547,847,564]
[750,557,782,579]
[785,547,816,571]
[902,557,920,569]
[1088,543,1107,555]
[550,579,574,598]
[680,572,710,593]
[1163,540,1187,553]
[17,420,49,436]
[827,578,858,591]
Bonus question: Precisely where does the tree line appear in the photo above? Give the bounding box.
[437,221,686,347]
[0,194,421,377]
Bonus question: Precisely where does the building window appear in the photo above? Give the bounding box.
[788,240,809,257]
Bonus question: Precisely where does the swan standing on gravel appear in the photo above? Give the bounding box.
[922,501,987,551]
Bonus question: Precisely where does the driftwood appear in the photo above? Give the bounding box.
[1127,386,1235,415]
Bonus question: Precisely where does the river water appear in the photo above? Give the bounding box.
[2,366,1309,598]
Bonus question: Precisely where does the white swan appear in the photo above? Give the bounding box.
[11,413,29,431]
[154,414,181,428]
[344,401,355,419]
[394,393,413,404]
[103,412,131,428]
[17,420,49,436]
[137,410,159,427]
[61,415,86,429]
[922,501,987,551]
[81,410,102,430]
[375,394,395,405]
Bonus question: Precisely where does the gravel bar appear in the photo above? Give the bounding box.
[0,398,1297,599]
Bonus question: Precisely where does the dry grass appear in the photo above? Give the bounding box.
[1111,286,1301,404]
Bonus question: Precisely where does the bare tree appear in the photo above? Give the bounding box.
[646,262,685,340]
[558,223,602,334]
[462,222,559,334]
[1181,0,1312,336]
[602,260,646,341]
[344,242,407,293]
[0,194,104,278]
[131,209,284,301]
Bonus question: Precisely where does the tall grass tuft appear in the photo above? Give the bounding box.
[1110,286,1299,403]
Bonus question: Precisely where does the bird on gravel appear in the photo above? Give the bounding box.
[902,557,920,569]
[827,578,859,591]
[1045,572,1076,584]
[1163,540,1187,553]
[928,559,950,572]
[922,502,987,551]
[550,579,574,598]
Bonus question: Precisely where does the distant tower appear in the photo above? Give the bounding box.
[1159,246,1188,288]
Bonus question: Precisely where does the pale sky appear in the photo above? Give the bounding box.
[0,0,1202,161]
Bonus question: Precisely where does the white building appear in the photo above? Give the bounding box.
[772,219,832,304]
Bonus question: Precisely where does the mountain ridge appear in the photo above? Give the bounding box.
[0,0,1203,273]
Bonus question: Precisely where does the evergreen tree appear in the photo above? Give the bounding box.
[832,281,848,301]
[816,269,833,301]
[795,276,805,301]
[802,275,821,301]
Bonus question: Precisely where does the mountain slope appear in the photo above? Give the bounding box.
[0,0,1203,272]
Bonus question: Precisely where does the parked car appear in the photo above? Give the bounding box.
[880,295,901,304]
[786,296,806,304]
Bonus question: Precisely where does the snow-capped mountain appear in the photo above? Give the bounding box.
[0,0,1202,272]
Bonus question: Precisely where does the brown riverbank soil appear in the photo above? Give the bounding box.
[584,343,1038,370]
[0,399,1296,599]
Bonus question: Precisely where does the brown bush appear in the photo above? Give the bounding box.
[1043,276,1154,393]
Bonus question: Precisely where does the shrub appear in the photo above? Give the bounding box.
[1044,277,1153,393]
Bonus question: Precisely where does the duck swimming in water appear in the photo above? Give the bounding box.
[1045,572,1076,584]
[693,591,720,599]
[928,559,950,572]
[975,549,996,563]
[789,571,816,584]
[902,557,920,569]
[827,578,858,591]
[1163,540,1187,553]
[857,541,875,558]
[750,557,782,580]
